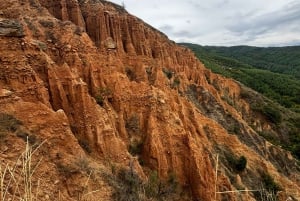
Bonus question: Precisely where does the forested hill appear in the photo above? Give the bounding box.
[180,43,300,111]
[187,45,300,78]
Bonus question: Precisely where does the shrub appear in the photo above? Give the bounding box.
[162,68,173,79]
[171,77,180,89]
[235,156,247,172]
[79,139,92,153]
[16,130,37,144]
[95,87,112,107]
[128,140,143,156]
[74,155,92,174]
[226,153,247,172]
[125,67,137,81]
[0,113,22,141]
[111,168,143,201]
[145,171,160,197]
[261,172,281,193]
[95,94,104,106]
[125,115,140,134]
[0,113,22,132]
[38,20,54,28]
[262,105,282,124]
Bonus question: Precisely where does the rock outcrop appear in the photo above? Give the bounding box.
[0,0,299,201]
[0,18,25,37]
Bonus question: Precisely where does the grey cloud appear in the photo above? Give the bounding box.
[109,0,300,46]
[215,0,229,8]
[159,25,174,33]
[173,30,197,38]
[228,1,300,35]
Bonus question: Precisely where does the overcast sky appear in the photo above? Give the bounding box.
[107,0,300,47]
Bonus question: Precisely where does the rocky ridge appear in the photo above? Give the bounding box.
[0,0,299,200]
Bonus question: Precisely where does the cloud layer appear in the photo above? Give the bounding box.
[108,0,300,46]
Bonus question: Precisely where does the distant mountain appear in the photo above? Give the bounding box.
[180,43,300,111]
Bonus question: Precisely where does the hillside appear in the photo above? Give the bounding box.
[186,45,300,78]
[0,0,300,201]
[180,43,300,111]
[181,43,300,163]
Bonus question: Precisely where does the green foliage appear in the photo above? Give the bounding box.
[145,171,160,197]
[181,43,300,110]
[95,87,112,107]
[257,131,280,146]
[261,172,281,193]
[95,94,104,106]
[261,105,282,124]
[114,168,142,201]
[107,168,147,201]
[171,77,181,89]
[128,140,143,156]
[285,128,300,159]
[162,68,173,79]
[182,43,300,160]
[104,167,186,201]
[144,171,179,200]
[185,44,300,79]
[235,156,247,172]
[0,113,22,141]
[226,153,247,172]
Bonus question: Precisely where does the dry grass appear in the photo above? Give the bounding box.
[0,139,45,201]
[214,154,279,201]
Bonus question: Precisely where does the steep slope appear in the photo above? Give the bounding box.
[181,43,300,161]
[0,0,299,201]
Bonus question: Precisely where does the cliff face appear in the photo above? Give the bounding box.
[0,0,299,201]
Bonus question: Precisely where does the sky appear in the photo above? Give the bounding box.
[107,0,300,47]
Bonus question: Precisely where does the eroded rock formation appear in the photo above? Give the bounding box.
[0,0,299,200]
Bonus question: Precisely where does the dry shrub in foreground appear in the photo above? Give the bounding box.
[0,139,45,201]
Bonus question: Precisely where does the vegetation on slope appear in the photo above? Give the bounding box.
[180,43,300,160]
[180,43,300,111]
[192,45,300,79]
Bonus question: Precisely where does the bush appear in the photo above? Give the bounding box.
[162,68,173,79]
[125,115,140,134]
[145,171,178,200]
[125,67,137,81]
[103,167,186,201]
[145,171,160,197]
[16,130,37,144]
[262,105,282,124]
[226,153,247,172]
[235,156,247,172]
[261,172,281,193]
[95,87,112,107]
[79,139,92,153]
[111,168,143,201]
[38,20,54,28]
[0,113,22,141]
[0,113,22,132]
[95,94,104,106]
[171,77,180,89]
[128,140,143,156]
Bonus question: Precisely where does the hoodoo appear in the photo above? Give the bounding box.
[0,0,299,200]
